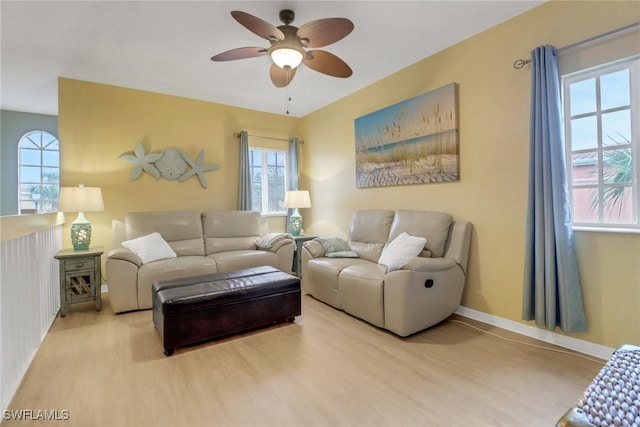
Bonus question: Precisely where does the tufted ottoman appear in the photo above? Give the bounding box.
[556,344,640,427]
[152,266,301,356]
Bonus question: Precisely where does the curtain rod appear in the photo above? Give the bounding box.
[513,22,640,69]
[233,132,303,144]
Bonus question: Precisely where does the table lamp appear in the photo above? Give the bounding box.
[58,185,104,251]
[284,190,311,236]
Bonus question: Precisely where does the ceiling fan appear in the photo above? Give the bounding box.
[211,9,354,88]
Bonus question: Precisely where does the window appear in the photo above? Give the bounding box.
[563,57,639,230]
[18,131,60,214]
[249,148,288,215]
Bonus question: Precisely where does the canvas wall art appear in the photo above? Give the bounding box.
[354,83,459,188]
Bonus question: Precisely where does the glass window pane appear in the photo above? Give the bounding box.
[268,183,285,212]
[267,151,276,165]
[251,167,262,184]
[250,150,261,166]
[600,69,630,110]
[42,167,59,181]
[603,186,633,224]
[572,187,599,223]
[570,116,597,150]
[42,133,58,149]
[569,78,596,116]
[41,184,59,200]
[20,166,41,182]
[26,133,44,148]
[571,152,598,185]
[601,109,631,146]
[602,148,632,185]
[20,148,40,166]
[42,169,59,183]
[42,150,59,167]
[19,138,39,149]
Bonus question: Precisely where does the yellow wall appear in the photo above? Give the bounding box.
[58,78,298,258]
[299,1,640,348]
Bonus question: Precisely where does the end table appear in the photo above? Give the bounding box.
[292,235,316,277]
[54,247,103,317]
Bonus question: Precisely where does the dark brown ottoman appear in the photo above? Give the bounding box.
[152,266,301,356]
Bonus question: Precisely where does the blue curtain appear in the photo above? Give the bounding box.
[522,45,587,333]
[286,137,300,229]
[237,131,252,210]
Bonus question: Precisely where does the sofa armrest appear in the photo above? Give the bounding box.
[443,221,472,274]
[403,256,461,274]
[107,247,142,267]
[256,232,294,252]
[105,250,143,314]
[384,264,467,337]
[302,240,325,258]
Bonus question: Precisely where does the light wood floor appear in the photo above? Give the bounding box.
[3,294,603,427]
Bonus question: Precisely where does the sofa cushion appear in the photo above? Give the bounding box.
[208,250,277,272]
[349,210,395,243]
[121,232,177,264]
[339,263,387,328]
[202,210,267,254]
[137,256,218,309]
[349,241,385,263]
[388,210,453,258]
[305,257,372,308]
[378,232,427,272]
[125,211,205,256]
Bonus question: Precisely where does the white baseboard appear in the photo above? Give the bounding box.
[455,306,615,360]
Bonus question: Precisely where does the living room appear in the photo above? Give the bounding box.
[1,1,639,425]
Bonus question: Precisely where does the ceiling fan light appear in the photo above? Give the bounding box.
[271,47,304,69]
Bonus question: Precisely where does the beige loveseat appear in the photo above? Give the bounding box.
[302,210,472,337]
[106,210,294,314]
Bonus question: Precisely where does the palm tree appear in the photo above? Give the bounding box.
[591,134,633,214]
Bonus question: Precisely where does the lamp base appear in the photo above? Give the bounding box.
[289,208,303,236]
[71,213,92,251]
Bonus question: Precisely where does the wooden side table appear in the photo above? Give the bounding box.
[54,247,103,317]
[292,235,316,277]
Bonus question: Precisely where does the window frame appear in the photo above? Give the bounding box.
[249,147,289,216]
[17,130,60,214]
[562,56,640,232]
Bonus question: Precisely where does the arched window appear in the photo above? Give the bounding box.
[18,131,60,214]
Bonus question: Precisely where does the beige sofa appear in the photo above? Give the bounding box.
[302,210,472,337]
[106,210,294,314]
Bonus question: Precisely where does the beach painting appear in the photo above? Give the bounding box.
[354,83,459,188]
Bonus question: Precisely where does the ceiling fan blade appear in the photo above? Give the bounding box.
[270,64,297,88]
[303,50,353,78]
[210,47,267,62]
[297,18,354,48]
[231,11,284,41]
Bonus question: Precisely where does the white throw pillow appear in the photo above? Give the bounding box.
[378,232,427,272]
[121,232,177,264]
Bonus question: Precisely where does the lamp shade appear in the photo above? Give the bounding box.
[58,186,104,213]
[284,191,311,209]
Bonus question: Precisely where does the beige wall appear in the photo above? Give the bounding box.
[299,1,640,348]
[58,78,298,258]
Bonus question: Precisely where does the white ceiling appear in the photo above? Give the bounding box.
[1,1,543,118]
